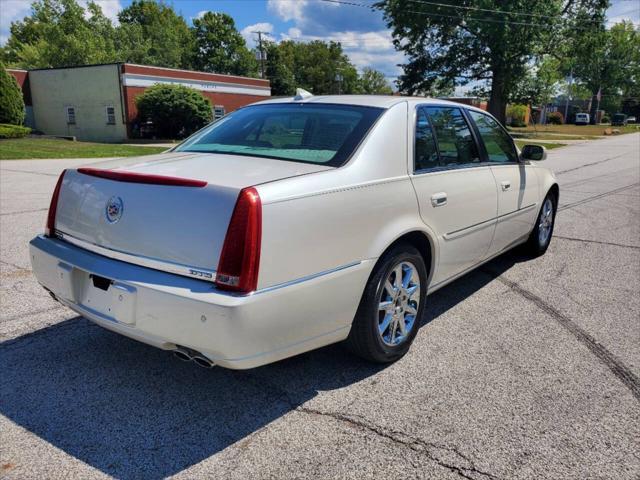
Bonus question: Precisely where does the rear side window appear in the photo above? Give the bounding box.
[414,107,439,171]
[425,107,480,166]
[176,103,384,167]
[468,110,518,163]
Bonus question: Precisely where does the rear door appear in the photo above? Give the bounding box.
[410,105,498,286]
[466,110,539,256]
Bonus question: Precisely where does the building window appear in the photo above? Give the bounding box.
[105,106,116,125]
[213,105,225,120]
[66,106,76,125]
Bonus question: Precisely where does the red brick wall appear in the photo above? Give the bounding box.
[123,87,266,122]
[120,63,270,137]
[7,69,32,105]
[121,64,269,88]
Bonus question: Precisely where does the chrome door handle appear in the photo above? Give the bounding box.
[501,181,511,191]
[431,192,447,207]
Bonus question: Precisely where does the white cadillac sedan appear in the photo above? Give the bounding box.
[30,94,558,369]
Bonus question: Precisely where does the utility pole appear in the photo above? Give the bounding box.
[564,67,573,122]
[253,31,268,79]
[335,73,344,95]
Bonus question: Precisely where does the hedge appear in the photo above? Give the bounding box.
[0,124,32,139]
[135,84,212,139]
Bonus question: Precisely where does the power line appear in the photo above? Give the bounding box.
[406,0,606,23]
[252,30,269,79]
[319,0,640,30]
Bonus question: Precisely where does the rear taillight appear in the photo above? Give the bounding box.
[215,187,262,293]
[45,170,67,237]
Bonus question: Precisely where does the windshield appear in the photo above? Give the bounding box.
[175,103,384,167]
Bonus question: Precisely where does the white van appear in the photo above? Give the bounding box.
[575,113,590,125]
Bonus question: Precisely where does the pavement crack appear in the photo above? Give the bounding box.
[0,208,48,217]
[243,373,499,479]
[297,406,500,480]
[482,268,640,402]
[1,305,68,324]
[558,183,639,212]
[555,150,634,175]
[0,316,91,348]
[0,167,59,177]
[554,235,640,250]
[0,260,31,271]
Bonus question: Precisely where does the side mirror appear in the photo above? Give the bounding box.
[521,144,547,161]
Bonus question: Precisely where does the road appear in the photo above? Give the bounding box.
[1,134,639,480]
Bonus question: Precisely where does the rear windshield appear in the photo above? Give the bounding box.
[175,103,384,167]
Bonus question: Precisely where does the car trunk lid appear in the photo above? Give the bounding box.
[53,152,331,280]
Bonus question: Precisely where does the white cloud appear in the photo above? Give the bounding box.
[279,27,303,41]
[0,0,32,45]
[240,22,275,47]
[606,0,640,27]
[1,0,122,46]
[267,0,308,22]
[276,28,401,77]
[91,0,122,22]
[193,10,208,20]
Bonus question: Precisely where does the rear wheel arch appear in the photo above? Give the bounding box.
[374,230,435,287]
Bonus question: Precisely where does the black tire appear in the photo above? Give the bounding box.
[523,191,557,257]
[346,243,428,363]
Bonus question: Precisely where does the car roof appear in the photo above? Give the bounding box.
[251,94,488,113]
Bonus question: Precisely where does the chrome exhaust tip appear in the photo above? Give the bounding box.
[173,349,192,362]
[192,355,215,369]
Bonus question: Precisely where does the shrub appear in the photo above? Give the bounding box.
[547,111,564,125]
[601,115,611,124]
[0,64,26,126]
[135,84,212,139]
[507,104,528,127]
[0,123,31,139]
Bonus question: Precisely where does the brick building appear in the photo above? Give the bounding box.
[8,63,270,142]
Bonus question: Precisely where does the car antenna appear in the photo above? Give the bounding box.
[294,88,313,101]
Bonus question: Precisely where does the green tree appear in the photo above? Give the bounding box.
[0,64,26,125]
[135,84,212,139]
[375,0,606,123]
[266,40,360,95]
[1,0,118,68]
[264,41,296,95]
[511,57,562,107]
[117,0,193,69]
[359,68,393,94]
[570,20,640,122]
[191,12,258,76]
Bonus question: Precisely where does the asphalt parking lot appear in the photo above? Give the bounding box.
[1,133,639,480]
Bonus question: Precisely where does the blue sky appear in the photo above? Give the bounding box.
[1,0,639,89]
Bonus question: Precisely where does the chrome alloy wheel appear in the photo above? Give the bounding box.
[538,198,554,246]
[378,261,421,346]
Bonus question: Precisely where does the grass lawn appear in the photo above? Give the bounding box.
[515,140,565,150]
[0,137,168,160]
[510,124,639,137]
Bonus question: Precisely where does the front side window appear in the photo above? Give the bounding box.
[414,107,439,171]
[176,103,384,166]
[468,110,518,163]
[425,107,480,166]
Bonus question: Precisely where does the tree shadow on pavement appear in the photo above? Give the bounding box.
[0,250,524,479]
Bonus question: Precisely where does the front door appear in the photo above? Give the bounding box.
[410,106,498,286]
[466,110,539,256]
